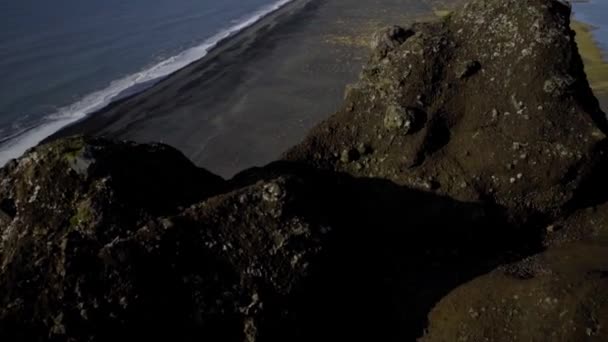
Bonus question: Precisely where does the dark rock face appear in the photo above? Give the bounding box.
[0,140,513,341]
[1,0,608,341]
[285,0,608,220]
[370,25,416,58]
[0,137,227,341]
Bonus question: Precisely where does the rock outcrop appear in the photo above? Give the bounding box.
[0,136,513,341]
[1,0,608,341]
[285,0,608,220]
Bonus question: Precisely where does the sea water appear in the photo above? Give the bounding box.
[0,0,294,164]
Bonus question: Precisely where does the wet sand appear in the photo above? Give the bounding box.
[50,0,444,177]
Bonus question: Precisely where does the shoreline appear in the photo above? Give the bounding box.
[48,0,435,177]
[0,0,308,167]
[17,0,608,179]
[50,0,315,134]
[45,0,322,154]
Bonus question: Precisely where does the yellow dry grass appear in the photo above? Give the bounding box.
[323,34,371,48]
[572,20,608,94]
[433,9,452,18]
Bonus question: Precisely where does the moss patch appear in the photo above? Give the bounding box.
[69,201,94,227]
[56,138,88,167]
[572,20,608,94]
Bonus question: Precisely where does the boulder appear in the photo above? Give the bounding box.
[284,0,608,220]
[0,137,232,341]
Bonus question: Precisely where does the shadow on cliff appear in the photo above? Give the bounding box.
[232,161,545,341]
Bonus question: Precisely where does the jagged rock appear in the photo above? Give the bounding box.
[383,104,415,133]
[357,142,371,155]
[0,140,519,341]
[544,74,576,97]
[0,140,339,341]
[284,0,608,219]
[0,137,229,341]
[370,25,415,58]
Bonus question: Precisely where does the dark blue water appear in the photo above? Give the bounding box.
[0,0,293,162]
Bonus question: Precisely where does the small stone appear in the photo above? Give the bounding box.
[469,308,479,319]
[546,225,555,233]
[262,182,284,202]
[511,94,524,111]
[510,177,517,184]
[384,105,415,133]
[543,75,575,96]
[340,150,350,163]
[357,142,371,155]
[517,173,523,179]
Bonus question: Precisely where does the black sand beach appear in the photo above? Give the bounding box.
[50,0,448,177]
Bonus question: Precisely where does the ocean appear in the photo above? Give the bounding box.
[0,0,606,166]
[0,0,293,164]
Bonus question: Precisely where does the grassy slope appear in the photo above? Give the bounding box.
[572,20,608,95]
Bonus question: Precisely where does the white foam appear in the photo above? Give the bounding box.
[0,0,295,165]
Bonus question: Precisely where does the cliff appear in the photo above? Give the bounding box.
[1,0,607,341]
